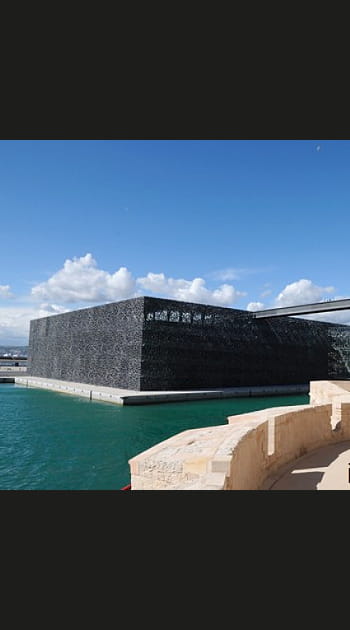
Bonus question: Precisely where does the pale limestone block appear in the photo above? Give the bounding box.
[183,457,212,475]
[210,457,232,474]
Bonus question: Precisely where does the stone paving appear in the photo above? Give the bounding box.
[264,440,350,490]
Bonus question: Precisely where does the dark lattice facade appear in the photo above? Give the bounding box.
[27,296,350,390]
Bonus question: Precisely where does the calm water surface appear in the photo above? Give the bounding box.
[0,384,309,490]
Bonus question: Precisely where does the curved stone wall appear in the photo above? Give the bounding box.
[128,381,350,490]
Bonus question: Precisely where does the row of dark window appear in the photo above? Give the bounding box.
[146,310,217,324]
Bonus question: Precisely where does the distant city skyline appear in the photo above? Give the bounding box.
[1,139,350,344]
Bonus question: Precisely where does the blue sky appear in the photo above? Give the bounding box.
[1,139,350,345]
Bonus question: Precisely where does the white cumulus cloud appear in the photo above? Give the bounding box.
[274,279,335,308]
[245,279,344,319]
[29,254,247,311]
[247,301,265,311]
[31,253,136,303]
[137,272,246,306]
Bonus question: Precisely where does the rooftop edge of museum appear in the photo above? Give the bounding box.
[28,295,350,325]
[28,296,253,323]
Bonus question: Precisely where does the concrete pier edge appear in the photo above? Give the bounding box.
[12,375,309,405]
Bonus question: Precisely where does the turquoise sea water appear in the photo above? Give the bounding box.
[0,384,309,490]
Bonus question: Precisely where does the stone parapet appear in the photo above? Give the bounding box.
[129,381,350,489]
[309,380,350,405]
